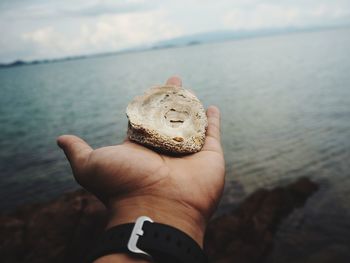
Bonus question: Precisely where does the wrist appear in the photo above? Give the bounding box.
[106,195,206,248]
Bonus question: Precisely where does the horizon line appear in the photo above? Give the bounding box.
[1,24,349,67]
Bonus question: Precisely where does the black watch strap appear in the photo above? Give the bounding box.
[88,216,208,263]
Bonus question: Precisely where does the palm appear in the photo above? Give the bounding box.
[83,140,224,219]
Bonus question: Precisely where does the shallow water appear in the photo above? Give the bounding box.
[1,28,350,260]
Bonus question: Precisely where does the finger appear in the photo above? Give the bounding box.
[206,106,221,141]
[57,135,93,173]
[166,75,182,87]
[165,76,197,97]
[202,106,223,154]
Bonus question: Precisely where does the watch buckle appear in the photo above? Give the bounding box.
[127,216,154,258]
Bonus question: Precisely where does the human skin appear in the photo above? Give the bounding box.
[57,76,225,263]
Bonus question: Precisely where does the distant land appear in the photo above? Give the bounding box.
[1,24,348,68]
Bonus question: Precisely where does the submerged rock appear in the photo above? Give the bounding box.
[0,178,318,263]
[204,178,319,263]
[0,190,107,263]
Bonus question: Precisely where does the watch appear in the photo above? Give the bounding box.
[88,216,208,263]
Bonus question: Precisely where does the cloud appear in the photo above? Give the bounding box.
[222,3,350,30]
[0,0,153,19]
[22,27,66,57]
[223,4,298,30]
[1,0,350,62]
[68,0,152,17]
[21,10,182,59]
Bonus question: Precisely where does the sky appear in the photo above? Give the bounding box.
[0,0,350,63]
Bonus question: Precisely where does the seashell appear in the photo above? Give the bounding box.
[126,85,208,154]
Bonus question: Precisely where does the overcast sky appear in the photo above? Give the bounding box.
[1,0,349,63]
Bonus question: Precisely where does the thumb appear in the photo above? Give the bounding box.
[57,135,93,173]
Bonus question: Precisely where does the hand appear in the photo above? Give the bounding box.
[57,76,225,255]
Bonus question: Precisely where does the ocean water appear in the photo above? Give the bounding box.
[1,28,350,260]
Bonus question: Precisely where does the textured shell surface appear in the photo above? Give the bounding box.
[126,85,208,154]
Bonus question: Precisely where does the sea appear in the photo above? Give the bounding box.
[1,27,350,261]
